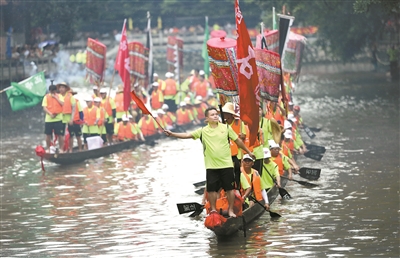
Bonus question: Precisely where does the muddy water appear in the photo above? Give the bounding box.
[0,72,398,257]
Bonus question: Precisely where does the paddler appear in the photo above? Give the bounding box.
[42,84,64,153]
[99,87,116,144]
[82,96,99,150]
[162,72,177,112]
[128,112,145,141]
[164,107,255,218]
[260,148,281,190]
[114,114,135,141]
[93,97,107,145]
[240,154,269,210]
[150,81,164,111]
[92,85,100,99]
[281,130,300,172]
[114,85,125,122]
[269,140,292,180]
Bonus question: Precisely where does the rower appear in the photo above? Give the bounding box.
[94,97,107,145]
[99,87,116,144]
[115,114,135,141]
[281,130,300,172]
[42,84,64,153]
[240,154,270,210]
[162,104,177,128]
[269,140,292,180]
[150,82,164,111]
[82,96,99,150]
[114,85,125,122]
[128,112,145,141]
[92,85,100,99]
[162,72,177,112]
[288,114,308,154]
[176,101,193,126]
[260,148,281,191]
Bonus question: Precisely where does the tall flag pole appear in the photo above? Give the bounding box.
[272,7,277,30]
[202,16,210,77]
[278,14,295,114]
[114,19,131,111]
[146,11,154,90]
[235,0,260,146]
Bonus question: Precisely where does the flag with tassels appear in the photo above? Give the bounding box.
[235,0,260,146]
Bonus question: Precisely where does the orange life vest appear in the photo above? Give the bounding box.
[163,78,177,96]
[242,125,261,152]
[229,119,242,156]
[208,74,216,90]
[97,107,106,126]
[72,98,80,122]
[176,109,191,126]
[140,117,158,136]
[282,140,294,156]
[240,167,263,201]
[195,81,208,98]
[195,106,205,120]
[83,106,98,126]
[114,93,124,112]
[151,89,163,110]
[101,97,113,116]
[271,154,284,176]
[164,112,175,125]
[46,94,63,114]
[62,92,73,114]
[117,122,134,141]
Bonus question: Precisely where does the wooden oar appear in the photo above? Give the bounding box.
[303,124,316,139]
[177,202,204,215]
[263,165,291,199]
[304,151,323,161]
[281,176,319,187]
[298,167,321,180]
[248,196,281,218]
[304,142,326,153]
[193,180,206,187]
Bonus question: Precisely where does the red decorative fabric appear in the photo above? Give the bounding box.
[207,37,238,96]
[86,38,106,83]
[204,211,227,230]
[128,41,146,79]
[255,48,281,102]
[255,30,279,53]
[166,36,184,75]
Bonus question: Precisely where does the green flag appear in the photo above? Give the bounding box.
[273,7,277,30]
[202,16,210,77]
[6,72,46,111]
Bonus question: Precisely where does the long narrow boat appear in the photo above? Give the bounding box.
[210,175,289,236]
[42,123,198,165]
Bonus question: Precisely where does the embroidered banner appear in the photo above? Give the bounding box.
[255,49,281,102]
[128,41,147,79]
[86,38,106,83]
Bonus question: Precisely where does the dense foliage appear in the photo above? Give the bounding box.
[3,0,399,61]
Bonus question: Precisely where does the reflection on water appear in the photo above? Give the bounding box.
[0,72,399,257]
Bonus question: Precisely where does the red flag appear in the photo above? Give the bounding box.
[114,20,131,111]
[235,0,260,146]
[130,90,151,115]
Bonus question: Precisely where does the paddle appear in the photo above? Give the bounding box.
[281,176,319,187]
[303,124,316,139]
[263,164,291,199]
[195,187,205,195]
[177,202,204,215]
[299,167,321,180]
[308,127,322,132]
[304,151,323,161]
[304,142,326,154]
[248,196,281,218]
[193,180,206,188]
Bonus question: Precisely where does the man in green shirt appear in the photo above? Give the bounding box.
[164,107,255,218]
[260,148,281,191]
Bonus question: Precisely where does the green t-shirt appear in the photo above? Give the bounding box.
[191,123,238,169]
[61,94,76,123]
[260,161,279,190]
[294,129,304,149]
[260,117,273,148]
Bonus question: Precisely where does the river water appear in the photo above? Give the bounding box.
[0,71,398,257]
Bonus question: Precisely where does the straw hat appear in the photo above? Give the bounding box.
[56,82,70,91]
[221,102,238,116]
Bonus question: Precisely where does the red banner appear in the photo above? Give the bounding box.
[128,41,147,79]
[235,0,259,146]
[114,20,131,111]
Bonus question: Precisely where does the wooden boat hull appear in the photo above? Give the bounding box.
[42,123,199,165]
[211,176,289,236]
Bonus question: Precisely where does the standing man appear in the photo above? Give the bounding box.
[82,97,99,149]
[42,84,64,153]
[99,88,116,144]
[150,82,164,111]
[162,72,177,112]
[164,107,255,218]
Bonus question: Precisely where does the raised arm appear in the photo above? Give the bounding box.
[164,130,193,139]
